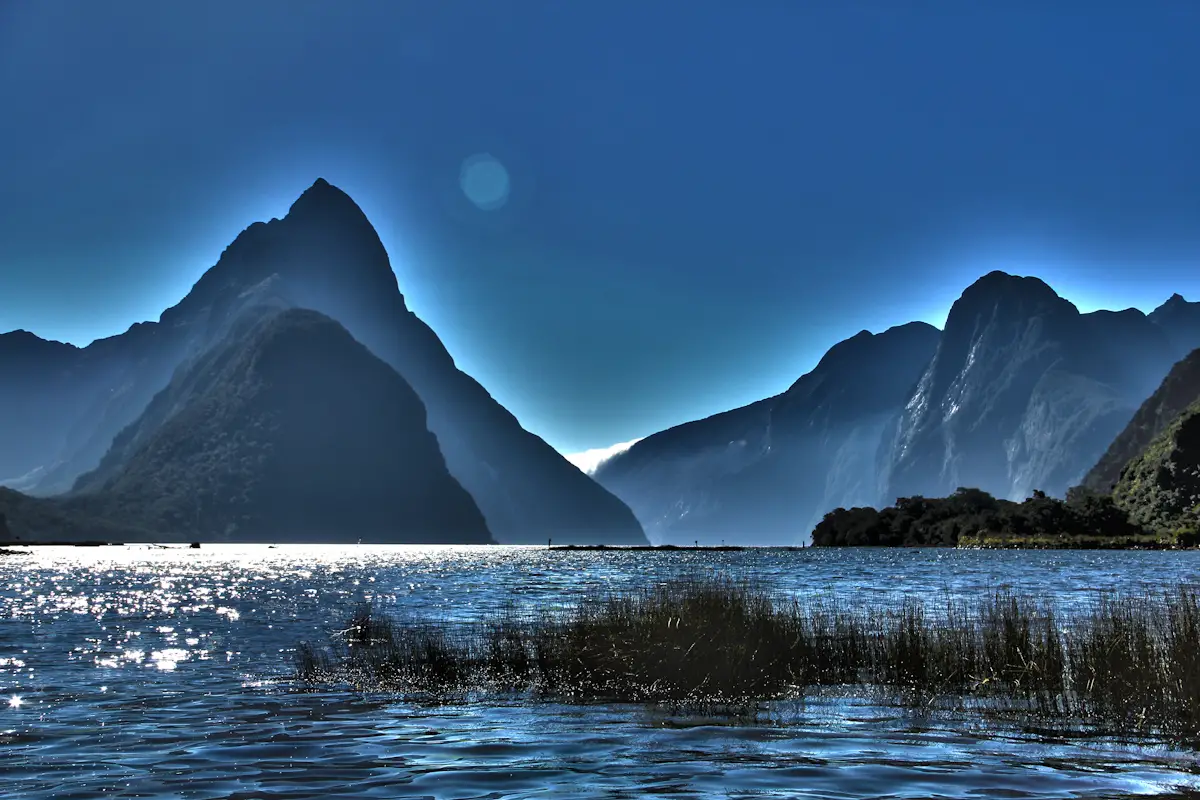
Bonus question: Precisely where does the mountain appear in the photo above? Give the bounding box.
[594,271,1200,545]
[0,308,493,544]
[593,322,941,544]
[879,272,1185,505]
[1080,348,1200,494]
[0,179,646,545]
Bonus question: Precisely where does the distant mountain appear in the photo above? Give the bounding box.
[0,308,493,544]
[0,179,646,545]
[0,330,108,487]
[1148,293,1200,360]
[878,272,1190,506]
[595,271,1200,545]
[593,322,940,544]
[1080,348,1200,495]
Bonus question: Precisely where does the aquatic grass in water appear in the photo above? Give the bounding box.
[294,577,1200,744]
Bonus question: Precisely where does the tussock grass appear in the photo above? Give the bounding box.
[294,577,1200,744]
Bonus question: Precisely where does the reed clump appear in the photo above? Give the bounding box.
[294,578,1200,744]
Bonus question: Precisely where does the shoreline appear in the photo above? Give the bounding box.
[548,544,754,552]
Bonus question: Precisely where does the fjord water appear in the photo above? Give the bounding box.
[3,546,1200,799]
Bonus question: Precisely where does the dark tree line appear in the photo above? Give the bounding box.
[811,486,1149,547]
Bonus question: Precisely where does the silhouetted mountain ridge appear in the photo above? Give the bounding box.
[0,179,646,545]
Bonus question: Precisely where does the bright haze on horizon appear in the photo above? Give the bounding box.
[2,2,1200,460]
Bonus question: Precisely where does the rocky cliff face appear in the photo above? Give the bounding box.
[0,179,646,545]
[593,322,940,544]
[54,308,493,543]
[880,272,1185,505]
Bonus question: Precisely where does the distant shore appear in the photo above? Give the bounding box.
[955,532,1189,550]
[548,543,755,552]
[3,537,1197,551]
[0,541,124,548]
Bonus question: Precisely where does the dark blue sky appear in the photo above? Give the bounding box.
[2,2,1199,456]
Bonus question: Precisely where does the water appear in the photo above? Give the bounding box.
[3,545,1200,799]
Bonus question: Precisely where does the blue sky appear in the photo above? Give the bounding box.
[2,1,1199,456]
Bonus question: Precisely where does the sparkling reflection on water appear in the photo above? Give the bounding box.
[3,545,1200,799]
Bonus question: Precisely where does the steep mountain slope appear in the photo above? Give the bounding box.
[1110,398,1200,540]
[1080,348,1200,494]
[880,272,1182,504]
[0,331,109,488]
[0,179,646,545]
[2,308,493,544]
[593,322,940,544]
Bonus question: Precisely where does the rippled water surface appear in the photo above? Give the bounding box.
[3,545,1200,799]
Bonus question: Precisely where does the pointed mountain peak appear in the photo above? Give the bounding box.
[1148,292,1200,342]
[286,178,368,223]
[160,178,401,328]
[1154,292,1190,314]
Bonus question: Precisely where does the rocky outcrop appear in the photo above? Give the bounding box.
[593,322,940,544]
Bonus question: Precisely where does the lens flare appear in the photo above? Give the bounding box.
[459,153,511,210]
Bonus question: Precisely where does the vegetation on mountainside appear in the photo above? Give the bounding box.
[1110,399,1200,544]
[295,577,1200,747]
[0,308,493,545]
[0,487,151,543]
